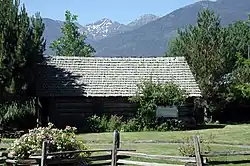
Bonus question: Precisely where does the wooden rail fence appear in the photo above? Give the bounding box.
[39,134,206,166]
[2,134,250,165]
[189,135,250,166]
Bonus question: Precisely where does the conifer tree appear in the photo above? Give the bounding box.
[0,0,45,102]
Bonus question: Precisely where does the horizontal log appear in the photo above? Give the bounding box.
[55,98,92,102]
[29,155,53,160]
[0,148,7,151]
[103,104,136,107]
[47,149,112,155]
[57,111,134,117]
[56,109,93,113]
[46,158,79,165]
[0,152,8,158]
[47,148,135,156]
[203,150,250,157]
[55,107,135,112]
[0,157,6,163]
[5,159,18,164]
[29,155,130,164]
[117,149,136,152]
[118,151,196,163]
[58,112,92,116]
[118,159,183,166]
[88,154,111,161]
[56,104,93,110]
[5,159,38,164]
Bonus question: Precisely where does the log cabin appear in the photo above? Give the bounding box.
[35,56,201,130]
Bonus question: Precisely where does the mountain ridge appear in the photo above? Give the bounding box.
[92,0,250,57]
[42,0,250,57]
[42,14,159,54]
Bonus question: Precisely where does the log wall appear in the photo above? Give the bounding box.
[47,97,138,130]
[41,96,200,131]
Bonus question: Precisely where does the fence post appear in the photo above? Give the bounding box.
[116,130,120,149]
[193,135,203,166]
[111,130,120,166]
[41,140,47,166]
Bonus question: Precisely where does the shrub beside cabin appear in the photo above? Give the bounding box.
[35,56,202,130]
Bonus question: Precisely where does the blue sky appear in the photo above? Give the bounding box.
[20,0,203,25]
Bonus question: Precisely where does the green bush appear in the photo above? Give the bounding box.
[178,136,195,157]
[129,79,187,129]
[87,115,109,132]
[88,115,139,132]
[121,118,141,132]
[87,115,123,132]
[156,118,185,131]
[87,115,187,132]
[0,100,36,128]
[178,135,213,156]
[108,115,122,131]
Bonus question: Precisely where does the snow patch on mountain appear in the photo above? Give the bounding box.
[81,14,159,41]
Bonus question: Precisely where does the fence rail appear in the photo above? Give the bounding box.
[118,151,197,163]
[203,150,250,157]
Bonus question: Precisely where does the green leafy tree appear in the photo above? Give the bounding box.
[50,10,95,57]
[225,53,250,104]
[213,17,250,107]
[215,20,250,109]
[0,0,45,102]
[166,9,250,120]
[167,9,227,116]
[225,21,250,60]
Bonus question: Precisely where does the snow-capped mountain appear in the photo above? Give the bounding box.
[42,14,159,54]
[80,14,159,40]
[43,0,250,57]
[81,18,127,40]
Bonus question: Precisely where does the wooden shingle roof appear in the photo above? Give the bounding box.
[36,56,201,97]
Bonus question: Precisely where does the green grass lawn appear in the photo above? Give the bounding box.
[86,143,250,166]
[77,124,250,145]
[77,124,250,166]
[1,124,250,165]
[87,143,250,155]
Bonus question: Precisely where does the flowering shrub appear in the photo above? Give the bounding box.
[8,123,90,159]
